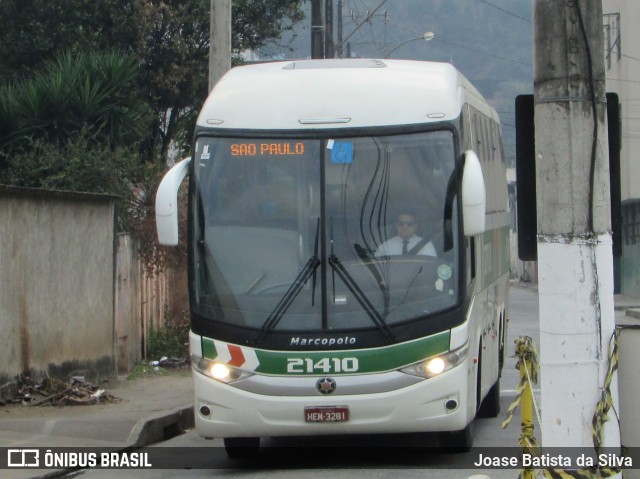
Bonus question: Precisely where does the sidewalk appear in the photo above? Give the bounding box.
[0,371,194,479]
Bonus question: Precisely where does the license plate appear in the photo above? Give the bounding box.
[304,406,349,423]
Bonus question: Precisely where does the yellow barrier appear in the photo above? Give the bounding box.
[502,333,622,479]
[502,335,540,479]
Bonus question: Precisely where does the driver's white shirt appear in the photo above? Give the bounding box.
[374,234,437,257]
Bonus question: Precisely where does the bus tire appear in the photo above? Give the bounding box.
[477,378,501,418]
[439,422,473,452]
[224,437,260,459]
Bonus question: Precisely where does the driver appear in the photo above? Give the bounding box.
[374,212,437,258]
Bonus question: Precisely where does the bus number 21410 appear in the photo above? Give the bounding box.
[287,357,359,374]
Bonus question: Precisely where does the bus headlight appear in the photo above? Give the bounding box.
[399,342,469,379]
[192,355,253,383]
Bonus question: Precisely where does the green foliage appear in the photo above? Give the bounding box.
[127,311,191,380]
[0,0,306,165]
[1,131,135,189]
[0,129,150,233]
[0,50,149,153]
[233,0,305,52]
[147,312,190,360]
[0,0,305,265]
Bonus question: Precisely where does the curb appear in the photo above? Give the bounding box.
[127,404,195,447]
[29,405,195,479]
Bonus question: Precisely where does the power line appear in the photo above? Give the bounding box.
[341,0,391,55]
[337,0,388,48]
[380,19,531,66]
[476,0,531,24]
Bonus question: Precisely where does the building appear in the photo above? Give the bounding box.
[603,0,640,295]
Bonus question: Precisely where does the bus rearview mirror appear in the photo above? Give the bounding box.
[462,150,486,236]
[156,157,191,245]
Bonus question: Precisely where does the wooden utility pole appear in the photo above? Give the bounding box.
[534,0,620,458]
[209,0,231,92]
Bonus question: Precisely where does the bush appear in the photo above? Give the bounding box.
[0,130,146,230]
[0,49,148,153]
[146,310,190,360]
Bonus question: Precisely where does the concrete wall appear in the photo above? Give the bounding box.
[0,186,116,399]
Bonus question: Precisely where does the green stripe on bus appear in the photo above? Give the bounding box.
[201,337,217,359]
[202,331,450,375]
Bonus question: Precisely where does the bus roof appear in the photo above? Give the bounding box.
[197,59,498,131]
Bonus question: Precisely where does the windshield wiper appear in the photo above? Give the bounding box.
[328,254,395,342]
[329,221,395,343]
[255,218,321,343]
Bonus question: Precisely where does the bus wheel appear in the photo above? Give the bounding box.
[224,437,260,459]
[439,422,473,452]
[477,378,501,418]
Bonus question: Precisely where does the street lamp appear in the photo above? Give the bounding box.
[385,32,435,59]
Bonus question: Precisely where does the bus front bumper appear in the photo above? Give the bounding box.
[192,362,473,439]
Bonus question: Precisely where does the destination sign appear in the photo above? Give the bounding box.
[230,142,305,157]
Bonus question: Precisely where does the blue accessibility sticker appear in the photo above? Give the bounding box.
[331,141,353,164]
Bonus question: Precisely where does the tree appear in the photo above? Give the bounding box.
[0,50,148,152]
[0,0,305,275]
[0,0,305,164]
[0,49,150,230]
[0,0,138,81]
[233,0,305,52]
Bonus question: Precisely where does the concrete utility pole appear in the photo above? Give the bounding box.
[209,0,231,92]
[534,0,620,457]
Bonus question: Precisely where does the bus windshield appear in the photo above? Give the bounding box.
[191,131,459,338]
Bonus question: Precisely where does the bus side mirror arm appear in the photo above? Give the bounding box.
[156,157,191,246]
[461,150,486,236]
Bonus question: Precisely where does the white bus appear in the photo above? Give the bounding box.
[156,59,510,456]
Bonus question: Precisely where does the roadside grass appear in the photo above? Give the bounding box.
[127,309,190,380]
